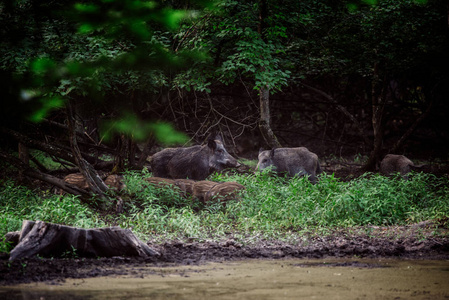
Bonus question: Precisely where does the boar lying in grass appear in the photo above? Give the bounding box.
[380,154,418,178]
[63,173,125,191]
[150,138,240,180]
[145,177,195,196]
[257,147,322,184]
[145,177,244,204]
[192,181,245,204]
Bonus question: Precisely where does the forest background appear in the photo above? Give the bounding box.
[0,0,449,254]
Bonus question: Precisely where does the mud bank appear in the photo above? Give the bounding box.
[1,222,448,286]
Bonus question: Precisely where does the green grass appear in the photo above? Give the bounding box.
[0,180,106,233]
[1,169,448,249]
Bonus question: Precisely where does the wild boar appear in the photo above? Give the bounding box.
[64,173,126,190]
[256,147,322,184]
[148,148,179,178]
[173,179,196,196]
[63,173,88,190]
[145,177,196,197]
[192,180,218,203]
[380,154,416,178]
[104,175,126,190]
[204,181,245,204]
[150,138,240,180]
[145,177,177,188]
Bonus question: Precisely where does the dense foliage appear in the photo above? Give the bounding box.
[1,169,448,249]
[1,0,448,253]
[2,0,447,124]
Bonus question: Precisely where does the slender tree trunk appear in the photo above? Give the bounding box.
[363,62,387,171]
[259,85,281,148]
[113,134,128,173]
[66,100,109,204]
[136,136,154,168]
[18,142,29,182]
[257,0,281,149]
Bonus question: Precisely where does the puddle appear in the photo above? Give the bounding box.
[1,258,449,299]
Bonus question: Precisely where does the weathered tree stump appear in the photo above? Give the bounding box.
[8,220,159,261]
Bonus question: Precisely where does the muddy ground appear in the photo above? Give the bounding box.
[1,219,448,286]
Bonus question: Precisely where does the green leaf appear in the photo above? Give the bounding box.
[100,114,188,145]
[31,58,56,74]
[74,3,99,13]
[164,10,186,30]
[28,96,65,123]
[78,24,95,34]
[149,122,189,145]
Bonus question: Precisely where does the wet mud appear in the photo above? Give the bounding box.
[1,258,449,300]
[1,220,448,287]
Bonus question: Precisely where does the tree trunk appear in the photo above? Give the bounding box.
[18,142,29,182]
[257,0,281,149]
[8,220,159,260]
[66,100,109,203]
[363,62,387,172]
[259,85,281,148]
[136,136,154,168]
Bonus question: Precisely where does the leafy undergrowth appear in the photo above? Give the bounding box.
[1,169,448,251]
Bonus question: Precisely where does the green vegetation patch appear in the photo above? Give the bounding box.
[1,170,448,249]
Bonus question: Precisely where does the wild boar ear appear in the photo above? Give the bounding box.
[207,138,217,150]
[270,148,276,158]
[208,131,222,143]
[214,133,223,143]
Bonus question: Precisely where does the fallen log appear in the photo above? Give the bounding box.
[8,220,159,261]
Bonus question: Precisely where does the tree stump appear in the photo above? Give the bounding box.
[8,220,159,261]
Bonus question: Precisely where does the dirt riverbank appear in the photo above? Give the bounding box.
[1,220,448,286]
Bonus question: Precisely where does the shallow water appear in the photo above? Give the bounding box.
[1,258,449,300]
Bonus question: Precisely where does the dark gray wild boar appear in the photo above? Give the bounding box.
[257,147,322,184]
[150,138,240,180]
[149,148,179,178]
[380,154,416,178]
